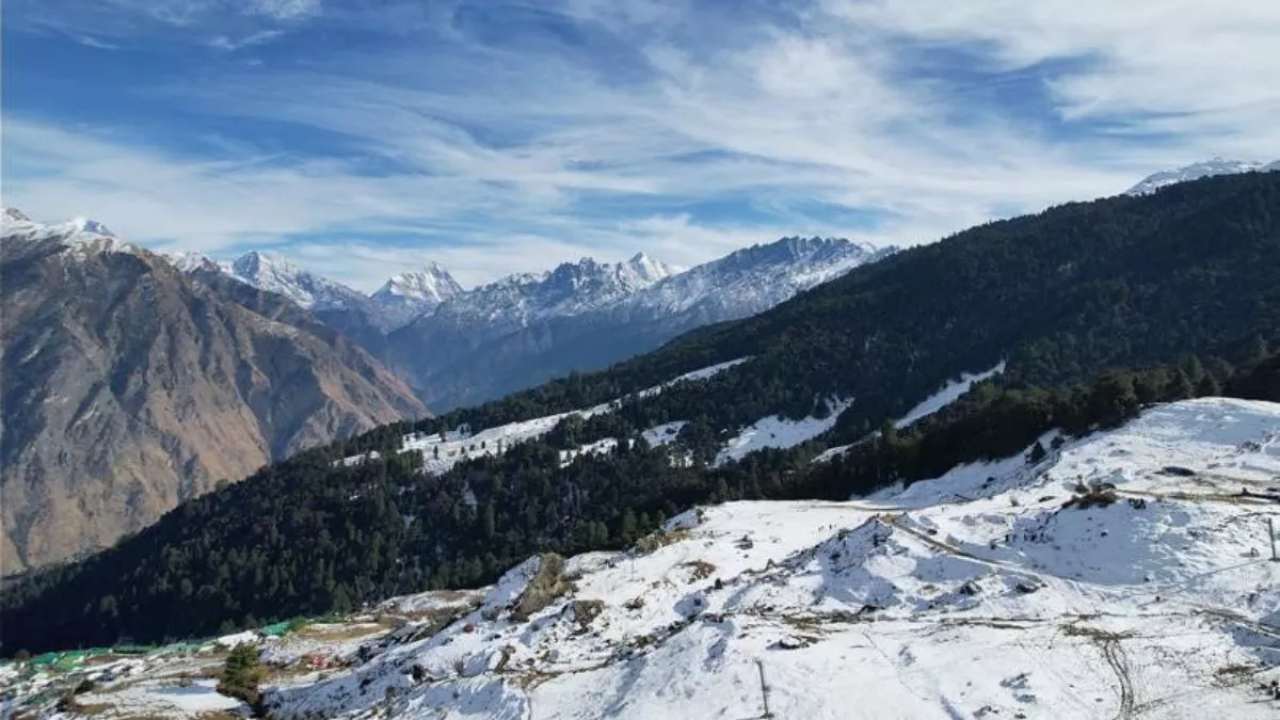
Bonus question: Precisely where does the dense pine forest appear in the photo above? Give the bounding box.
[4,171,1280,655]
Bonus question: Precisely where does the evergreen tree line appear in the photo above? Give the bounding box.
[3,343,1278,656]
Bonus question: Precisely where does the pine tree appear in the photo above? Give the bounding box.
[1195,373,1221,397]
[482,503,496,540]
[620,509,638,544]
[1164,369,1195,400]
[218,643,265,706]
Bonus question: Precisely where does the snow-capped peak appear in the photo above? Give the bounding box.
[625,252,680,284]
[68,217,116,238]
[227,250,364,311]
[620,235,896,317]
[430,253,682,329]
[1125,157,1278,196]
[374,263,462,302]
[1,209,138,258]
[162,250,228,274]
[370,263,465,328]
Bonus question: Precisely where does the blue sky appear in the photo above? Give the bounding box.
[5,0,1279,289]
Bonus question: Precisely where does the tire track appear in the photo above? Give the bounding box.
[1098,636,1136,720]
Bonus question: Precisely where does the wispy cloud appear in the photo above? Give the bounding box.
[207,29,284,51]
[4,0,1279,291]
[70,34,122,50]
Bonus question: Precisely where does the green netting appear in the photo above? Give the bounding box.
[30,649,110,671]
[259,621,293,637]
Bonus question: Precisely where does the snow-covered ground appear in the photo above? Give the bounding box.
[9,397,1278,719]
[635,357,751,398]
[894,361,1005,429]
[337,358,750,474]
[814,362,1005,465]
[715,398,853,466]
[641,420,687,447]
[258,397,1280,719]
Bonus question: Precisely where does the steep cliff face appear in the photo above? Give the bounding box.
[0,211,426,574]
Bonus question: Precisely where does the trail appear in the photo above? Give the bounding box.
[1098,635,1136,720]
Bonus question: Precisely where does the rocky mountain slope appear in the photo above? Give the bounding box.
[6,397,1277,718]
[0,210,426,574]
[389,238,891,409]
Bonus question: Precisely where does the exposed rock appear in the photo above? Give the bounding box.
[510,553,569,621]
[567,599,605,630]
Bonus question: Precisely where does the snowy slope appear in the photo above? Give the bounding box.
[341,358,750,474]
[261,397,1280,719]
[1126,158,1278,195]
[894,361,1006,428]
[715,397,854,466]
[619,236,894,318]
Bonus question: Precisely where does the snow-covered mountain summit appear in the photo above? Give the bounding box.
[226,251,370,313]
[1,208,139,258]
[1126,157,1279,195]
[371,263,466,330]
[426,253,681,330]
[623,235,894,317]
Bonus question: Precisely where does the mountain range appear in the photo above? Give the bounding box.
[7,169,1279,658]
[388,237,894,408]
[165,237,893,409]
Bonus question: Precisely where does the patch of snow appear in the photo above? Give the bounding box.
[558,438,620,467]
[715,398,853,466]
[894,361,1006,429]
[641,421,687,447]
[214,630,261,649]
[636,357,751,398]
[335,358,751,474]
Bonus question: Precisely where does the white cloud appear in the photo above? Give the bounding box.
[246,0,320,21]
[5,0,1279,291]
[207,29,284,51]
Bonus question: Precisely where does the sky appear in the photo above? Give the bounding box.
[4,0,1280,290]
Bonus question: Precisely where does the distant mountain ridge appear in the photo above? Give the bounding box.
[159,234,893,409]
[388,237,894,408]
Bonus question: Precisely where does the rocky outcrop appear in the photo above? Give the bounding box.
[510,553,569,621]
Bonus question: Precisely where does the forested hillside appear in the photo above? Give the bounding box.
[409,170,1280,442]
[5,171,1280,654]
